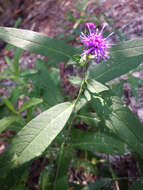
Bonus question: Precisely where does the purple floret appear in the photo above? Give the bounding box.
[80,22,113,63]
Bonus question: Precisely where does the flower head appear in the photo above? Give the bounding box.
[80,22,113,63]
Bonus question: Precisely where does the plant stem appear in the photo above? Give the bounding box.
[108,155,120,190]
[66,59,88,141]
[74,64,86,106]
[110,167,120,190]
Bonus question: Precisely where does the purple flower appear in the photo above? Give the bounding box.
[80,22,113,63]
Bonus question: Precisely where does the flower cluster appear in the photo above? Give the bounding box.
[80,22,113,63]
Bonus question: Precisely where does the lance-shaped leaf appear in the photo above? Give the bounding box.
[2,98,17,114]
[19,98,43,113]
[77,113,100,127]
[89,38,143,83]
[0,116,20,134]
[111,38,143,58]
[13,48,22,76]
[92,95,143,157]
[105,106,143,157]
[86,79,108,94]
[53,145,71,190]
[70,129,126,155]
[0,102,74,171]
[0,27,78,62]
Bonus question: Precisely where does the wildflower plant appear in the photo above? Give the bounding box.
[0,21,143,190]
[80,22,113,63]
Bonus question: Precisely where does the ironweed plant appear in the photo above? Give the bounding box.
[0,22,143,190]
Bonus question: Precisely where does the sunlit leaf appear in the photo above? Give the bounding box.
[0,102,74,171]
[77,112,100,127]
[86,79,108,94]
[0,27,78,62]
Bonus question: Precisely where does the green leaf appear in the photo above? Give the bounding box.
[74,96,88,113]
[68,76,82,85]
[84,90,91,101]
[13,48,22,76]
[0,165,28,190]
[128,76,140,101]
[5,18,22,51]
[96,95,143,157]
[53,144,71,190]
[38,167,53,190]
[1,102,74,169]
[77,112,100,127]
[89,55,143,83]
[111,38,143,58]
[111,80,124,98]
[70,129,126,155]
[0,116,20,134]
[0,27,78,62]
[106,107,143,156]
[66,11,76,22]
[19,98,43,113]
[4,56,14,72]
[13,18,22,28]
[86,79,109,94]
[0,74,16,80]
[30,62,63,107]
[89,38,143,83]
[2,98,17,114]
[20,69,38,77]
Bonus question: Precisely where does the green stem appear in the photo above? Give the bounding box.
[110,167,120,190]
[108,155,120,190]
[74,58,87,106]
[66,59,88,141]
[73,59,87,113]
